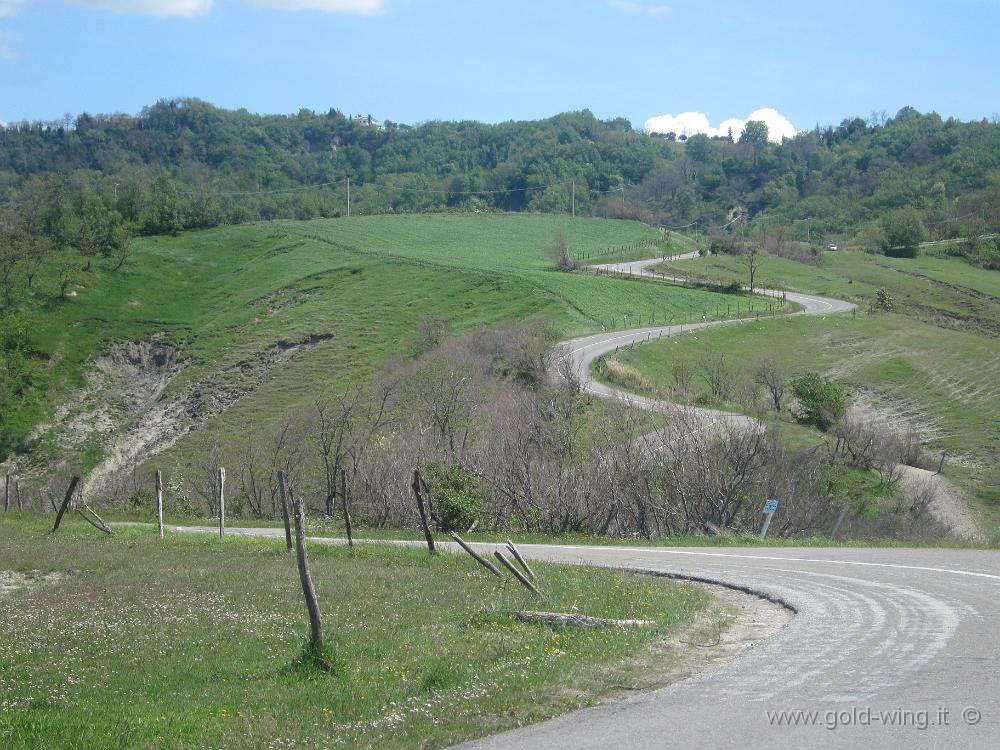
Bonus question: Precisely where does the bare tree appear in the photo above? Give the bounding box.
[699,353,734,402]
[548,230,578,270]
[752,356,788,412]
[744,244,762,294]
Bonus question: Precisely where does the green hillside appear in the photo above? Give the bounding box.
[4,214,738,468]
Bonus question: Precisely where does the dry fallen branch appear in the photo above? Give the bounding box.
[76,499,113,535]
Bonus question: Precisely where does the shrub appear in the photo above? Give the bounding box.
[790,372,846,431]
[430,464,483,532]
[874,287,894,311]
[548,230,578,270]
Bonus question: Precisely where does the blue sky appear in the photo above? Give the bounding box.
[1,0,998,132]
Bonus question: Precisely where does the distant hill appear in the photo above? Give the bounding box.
[2,99,999,243]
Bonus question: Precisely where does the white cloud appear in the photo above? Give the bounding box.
[249,0,384,13]
[608,1,668,15]
[644,107,797,143]
[76,0,214,16]
[0,0,26,19]
[4,0,385,21]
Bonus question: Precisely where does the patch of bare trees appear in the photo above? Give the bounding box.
[25,324,944,543]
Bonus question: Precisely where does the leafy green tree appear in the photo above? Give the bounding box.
[881,208,927,258]
[144,176,184,236]
[739,120,770,147]
[790,372,846,431]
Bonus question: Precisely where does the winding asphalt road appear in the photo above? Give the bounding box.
[557,255,854,439]
[157,254,999,748]
[455,542,1000,749]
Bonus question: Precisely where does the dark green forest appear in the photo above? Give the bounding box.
[3,98,1000,240]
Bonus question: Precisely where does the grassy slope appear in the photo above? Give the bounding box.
[652,249,1000,329]
[616,248,1000,527]
[0,515,712,750]
[16,214,736,469]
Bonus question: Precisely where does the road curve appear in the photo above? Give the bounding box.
[455,541,1000,750]
[557,255,854,434]
[151,524,1000,749]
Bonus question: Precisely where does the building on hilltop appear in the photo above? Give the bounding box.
[351,114,380,128]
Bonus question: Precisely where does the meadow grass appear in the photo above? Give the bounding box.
[0,513,713,750]
[652,248,1000,329]
[14,214,740,470]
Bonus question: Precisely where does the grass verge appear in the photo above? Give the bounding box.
[0,514,713,750]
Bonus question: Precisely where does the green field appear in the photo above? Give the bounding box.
[11,214,741,470]
[607,247,1000,527]
[653,248,1000,332]
[610,314,1000,461]
[0,515,713,750]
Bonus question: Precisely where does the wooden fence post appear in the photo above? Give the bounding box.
[494,550,542,597]
[505,539,536,580]
[277,470,293,551]
[155,470,164,539]
[4,474,8,512]
[450,532,502,577]
[340,469,354,547]
[51,475,81,532]
[290,488,324,653]
[411,469,435,553]
[15,479,22,511]
[218,467,226,539]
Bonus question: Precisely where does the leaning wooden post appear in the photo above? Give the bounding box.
[51,475,81,532]
[340,469,354,547]
[450,532,502,577]
[411,469,435,554]
[155,471,164,539]
[218,467,226,539]
[277,470,293,551]
[290,488,324,653]
[505,539,536,580]
[494,550,542,597]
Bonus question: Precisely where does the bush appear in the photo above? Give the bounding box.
[874,287,894,311]
[790,372,846,431]
[548,230,578,270]
[430,465,483,532]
